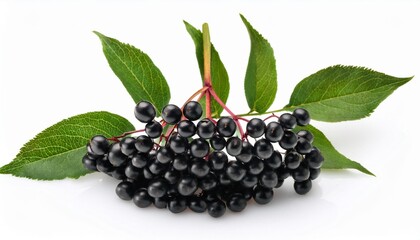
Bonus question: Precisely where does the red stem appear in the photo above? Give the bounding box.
[206,89,212,119]
[107,129,145,142]
[263,113,280,121]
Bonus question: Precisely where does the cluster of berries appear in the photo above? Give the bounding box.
[82,100,323,217]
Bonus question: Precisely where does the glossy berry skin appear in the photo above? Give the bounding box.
[265,151,282,169]
[177,120,196,138]
[276,163,290,180]
[285,151,301,170]
[89,135,109,155]
[293,108,310,126]
[208,151,228,171]
[148,160,168,175]
[189,196,207,213]
[183,101,202,121]
[279,113,297,129]
[190,158,210,178]
[260,169,278,189]
[265,122,284,142]
[156,146,174,164]
[208,200,226,218]
[217,117,236,137]
[82,154,98,171]
[247,157,265,175]
[254,139,274,159]
[294,179,312,195]
[246,118,266,138]
[134,101,156,123]
[143,167,154,180]
[168,197,187,213]
[164,168,180,185]
[125,163,142,180]
[162,104,182,124]
[108,143,128,167]
[226,137,243,156]
[197,118,215,139]
[177,175,198,196]
[274,179,284,188]
[236,141,254,163]
[292,163,310,182]
[253,186,274,205]
[306,147,324,169]
[120,137,137,156]
[210,135,226,151]
[96,158,114,174]
[131,153,148,168]
[133,189,153,208]
[226,161,246,182]
[145,120,163,139]
[240,174,258,188]
[199,173,218,191]
[227,193,247,212]
[189,138,210,158]
[310,168,321,180]
[168,133,188,154]
[154,197,168,209]
[115,181,135,200]
[172,154,188,171]
[279,130,298,150]
[135,135,154,153]
[296,130,314,144]
[111,166,126,180]
[147,179,168,198]
[295,138,312,154]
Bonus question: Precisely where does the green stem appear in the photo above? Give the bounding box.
[202,23,212,87]
[235,107,289,118]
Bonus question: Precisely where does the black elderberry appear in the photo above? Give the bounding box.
[190,138,210,158]
[293,108,310,126]
[82,154,98,171]
[199,172,218,191]
[156,146,174,164]
[265,150,282,169]
[145,120,163,139]
[177,175,198,196]
[279,113,297,129]
[227,193,247,212]
[296,130,314,144]
[210,135,226,151]
[218,172,232,186]
[189,196,207,213]
[208,151,228,171]
[120,137,137,156]
[197,118,215,139]
[274,179,284,188]
[285,151,301,170]
[108,143,128,167]
[125,163,142,180]
[295,138,312,154]
[143,167,154,180]
[253,185,274,205]
[236,141,254,163]
[279,130,298,150]
[247,157,265,175]
[164,168,180,185]
[147,179,168,198]
[254,139,274,159]
[148,159,168,175]
[115,181,135,200]
[154,197,168,209]
[310,168,321,180]
[226,161,246,182]
[134,101,156,123]
[162,104,182,124]
[133,189,153,208]
[168,197,187,213]
[111,166,127,180]
[177,120,196,138]
[292,162,310,182]
[276,163,290,180]
[265,121,284,142]
[246,118,266,138]
[172,154,188,171]
[240,173,258,188]
[96,157,114,174]
[168,133,188,154]
[183,101,202,121]
[226,137,243,156]
[217,117,236,137]
[89,135,109,156]
[208,200,226,218]
[190,158,210,178]
[86,144,100,159]
[260,169,278,189]
[306,147,324,169]
[294,179,312,195]
[131,153,149,168]
[135,135,154,153]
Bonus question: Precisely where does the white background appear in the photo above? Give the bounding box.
[1,0,419,239]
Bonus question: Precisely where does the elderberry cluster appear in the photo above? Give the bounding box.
[82,100,323,218]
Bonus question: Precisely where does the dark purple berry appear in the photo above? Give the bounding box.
[208,151,228,171]
[246,118,266,138]
[190,158,210,178]
[310,168,321,180]
[253,186,273,205]
[236,141,254,163]
[217,117,236,137]
[156,146,174,164]
[208,200,226,218]
[279,113,297,129]
[168,197,187,213]
[306,147,324,169]
[260,169,278,189]
[247,157,264,175]
[162,104,182,124]
[279,130,298,150]
[265,150,282,169]
[276,163,290,180]
[111,166,126,180]
[164,168,180,185]
[89,135,109,155]
[183,101,202,121]
[120,137,136,156]
[293,108,310,126]
[297,130,314,144]
[148,159,168,175]
[240,174,258,188]
[172,154,188,171]
[154,197,168,209]
[177,175,198,196]
[227,193,247,212]
[226,161,246,182]
[108,143,128,167]
[294,179,312,195]
[285,151,301,170]
[145,120,163,139]
[82,154,97,171]
[189,196,207,213]
[125,163,142,180]
[168,133,188,154]
[210,135,226,151]
[190,138,210,158]
[197,118,215,139]
[135,135,154,153]
[131,153,149,168]
[96,157,114,173]
[147,179,168,198]
[134,101,156,123]
[265,121,284,142]
[226,137,243,156]
[295,138,312,154]
[133,189,153,208]
[115,181,134,200]
[254,139,274,159]
[292,162,310,182]
[177,120,196,138]
[199,172,218,191]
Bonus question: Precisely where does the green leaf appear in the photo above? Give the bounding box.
[0,112,135,180]
[285,65,412,122]
[295,125,374,175]
[240,14,277,113]
[184,21,230,118]
[94,31,170,114]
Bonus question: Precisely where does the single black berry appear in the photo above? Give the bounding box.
[156,146,174,164]
[147,179,168,198]
[134,101,156,123]
[260,169,278,189]
[226,161,246,182]
[197,118,215,139]
[236,141,254,163]
[292,162,310,182]
[295,138,312,154]
[226,137,243,156]
[217,117,236,137]
[253,186,274,205]
[111,166,126,180]
[227,193,247,212]
[190,138,210,158]
[247,157,265,175]
[189,196,207,213]
[279,130,298,150]
[145,120,163,139]
[246,118,266,138]
[108,143,128,167]
[125,163,142,180]
[148,159,168,175]
[310,168,321,180]
[199,172,218,191]
[265,150,282,169]
[154,197,168,209]
[208,200,226,218]
[177,120,196,138]
[82,154,97,171]
[306,147,324,169]
[279,113,297,129]
[183,101,202,121]
[177,175,198,196]
[285,151,301,170]
[164,168,180,185]
[168,133,188,154]
[296,130,314,144]
[276,163,290,180]
[208,151,228,171]
[115,181,135,200]
[96,157,114,173]
[168,197,187,213]
[265,121,284,142]
[162,104,182,124]
[120,137,137,156]
[143,167,154,180]
[240,173,258,188]
[135,135,154,153]
[210,135,226,151]
[294,179,312,195]
[89,135,109,156]
[133,189,153,208]
[254,139,274,159]
[293,108,310,126]
[218,172,232,186]
[131,153,149,168]
[190,158,210,178]
[172,154,188,171]
[274,179,284,188]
